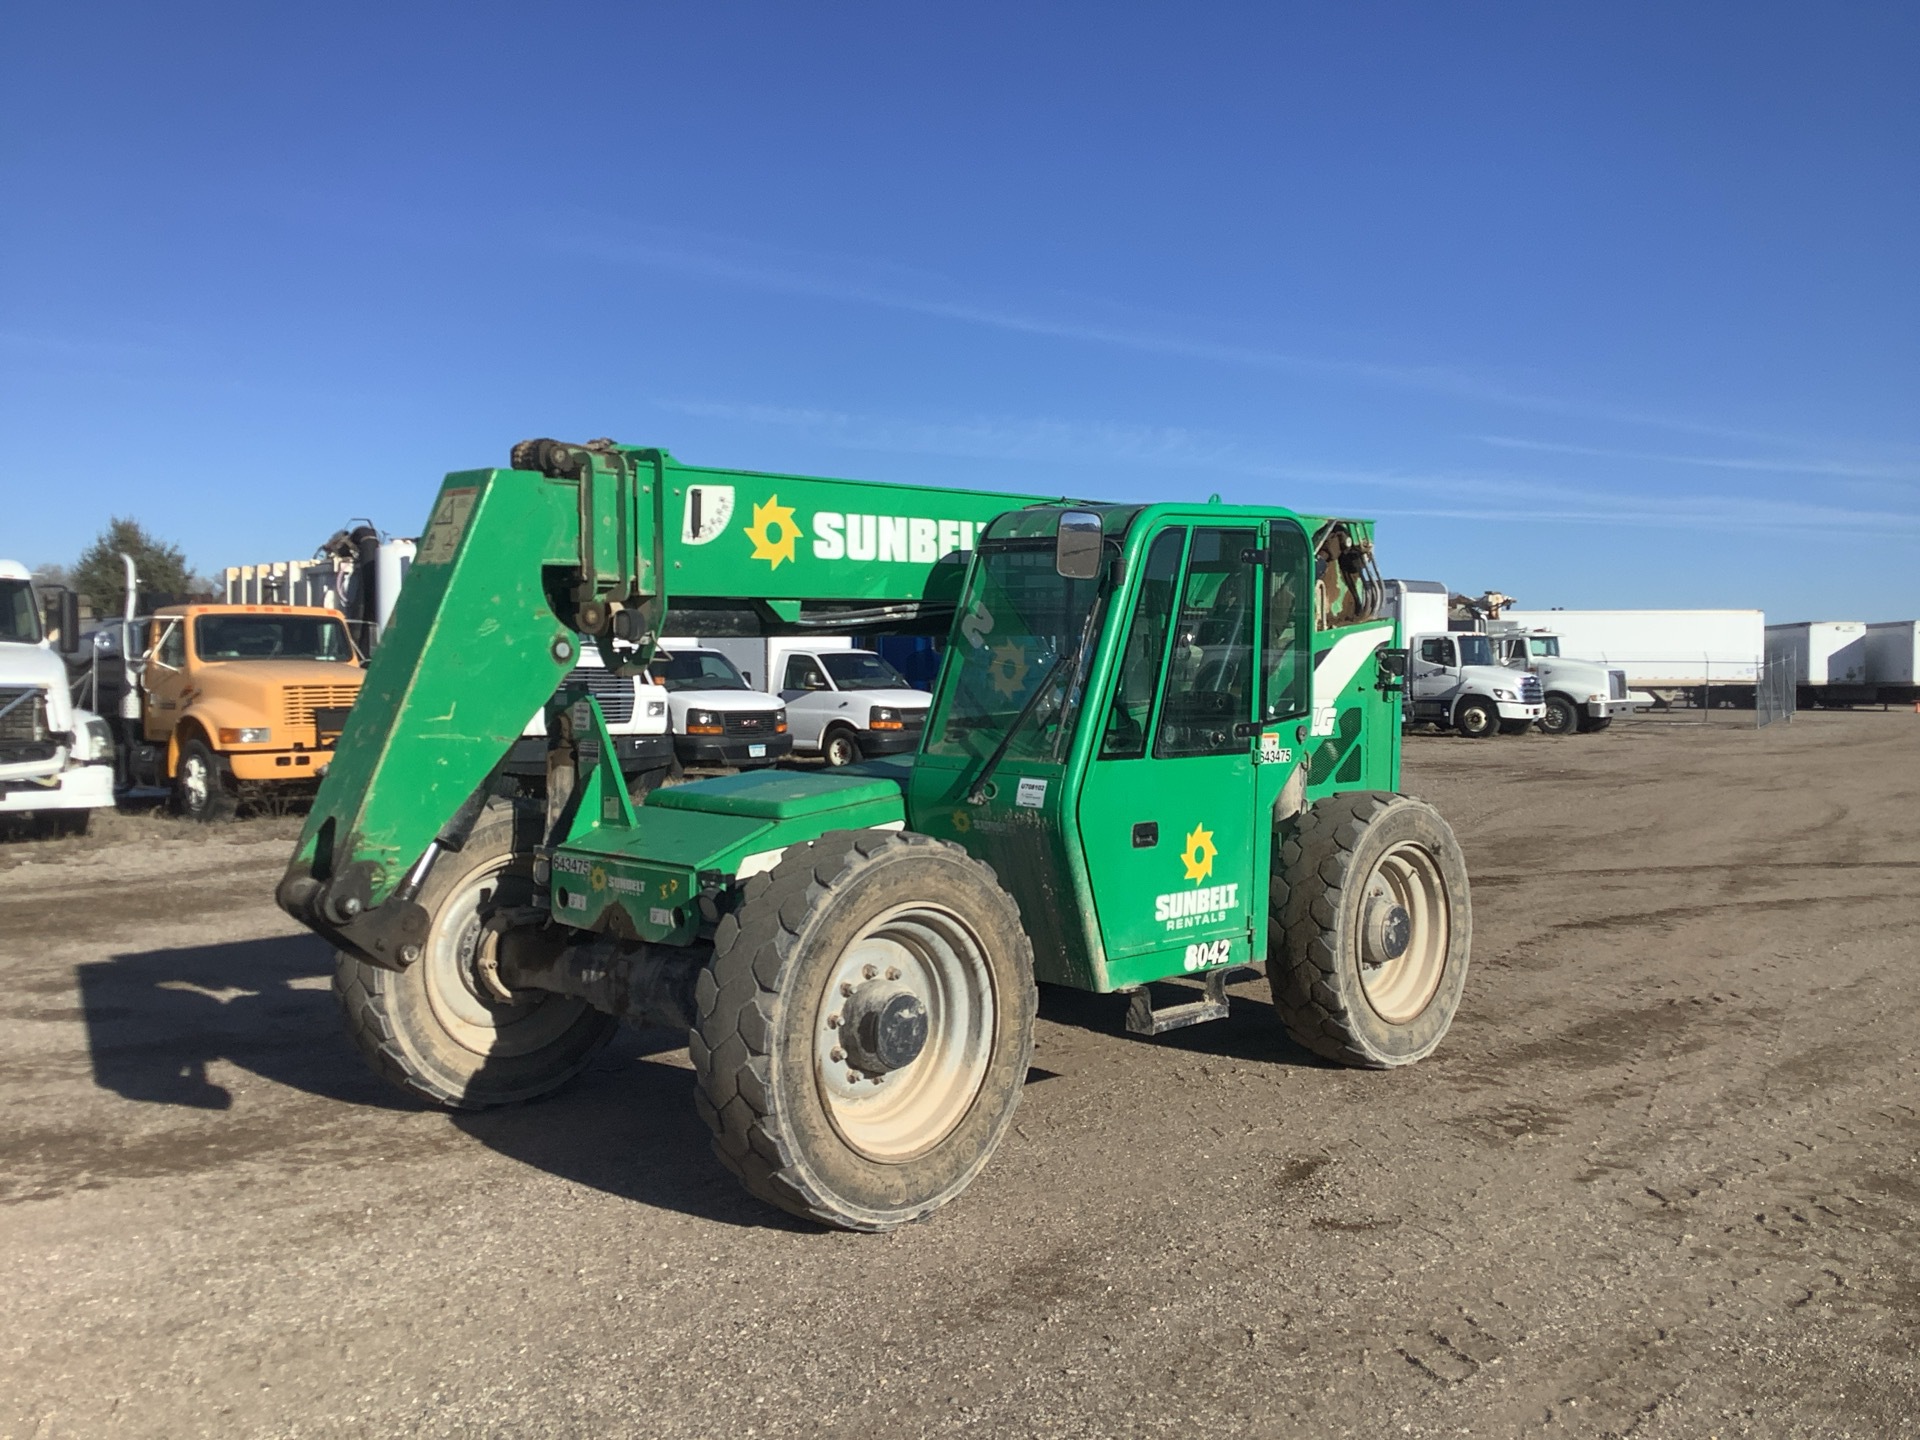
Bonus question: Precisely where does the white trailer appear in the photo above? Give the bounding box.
[1767,621,1874,706]
[1866,621,1920,702]
[1497,609,1763,704]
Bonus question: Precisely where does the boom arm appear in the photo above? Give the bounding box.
[276,440,1049,964]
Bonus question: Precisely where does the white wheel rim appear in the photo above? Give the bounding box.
[422,865,588,1058]
[182,755,209,808]
[1358,841,1450,1024]
[815,901,996,1163]
[828,736,852,765]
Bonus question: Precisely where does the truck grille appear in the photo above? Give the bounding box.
[562,667,634,725]
[1519,675,1544,703]
[1608,669,1627,700]
[0,685,54,763]
[283,684,362,731]
[722,711,777,737]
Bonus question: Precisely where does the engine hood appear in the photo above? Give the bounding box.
[1459,665,1536,690]
[193,660,364,717]
[0,641,75,732]
[1533,657,1611,687]
[826,688,930,710]
[668,689,784,714]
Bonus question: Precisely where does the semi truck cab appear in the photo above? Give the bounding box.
[1485,628,1636,734]
[1405,631,1545,738]
[0,561,115,834]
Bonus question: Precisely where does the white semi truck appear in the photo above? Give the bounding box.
[1384,580,1544,738]
[1483,623,1638,735]
[700,636,929,765]
[0,561,115,834]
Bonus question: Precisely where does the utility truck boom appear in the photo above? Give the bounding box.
[280,440,1473,1231]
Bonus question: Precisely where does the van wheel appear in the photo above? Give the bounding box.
[1539,695,1579,736]
[1269,791,1472,1067]
[822,727,863,768]
[174,738,238,822]
[1453,698,1498,739]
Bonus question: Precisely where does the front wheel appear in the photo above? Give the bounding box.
[1539,694,1579,737]
[335,810,618,1109]
[692,830,1037,1231]
[1453,698,1498,739]
[174,738,237,822]
[1577,714,1612,733]
[822,727,863,768]
[1269,791,1472,1067]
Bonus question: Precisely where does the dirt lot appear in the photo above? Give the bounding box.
[3,712,1918,1439]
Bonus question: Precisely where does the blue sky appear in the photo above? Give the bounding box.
[4,2,1916,620]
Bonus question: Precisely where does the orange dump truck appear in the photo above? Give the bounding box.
[121,603,364,820]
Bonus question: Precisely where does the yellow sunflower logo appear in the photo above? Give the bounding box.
[745,495,802,569]
[1180,825,1216,884]
[987,640,1030,699]
[589,864,608,893]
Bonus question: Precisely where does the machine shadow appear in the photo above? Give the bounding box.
[1036,978,1336,1068]
[77,935,804,1228]
[79,933,412,1112]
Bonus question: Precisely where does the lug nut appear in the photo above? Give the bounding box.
[830,1047,844,1062]
[885,966,900,981]
[846,1070,860,1084]
[862,964,877,980]
[840,981,854,997]
[827,1013,841,1029]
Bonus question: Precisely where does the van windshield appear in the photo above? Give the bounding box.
[821,652,913,690]
[652,652,751,692]
[195,614,355,661]
[0,580,39,645]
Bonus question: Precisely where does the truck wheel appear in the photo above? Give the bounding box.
[174,738,238,822]
[1539,694,1579,736]
[1269,791,1472,1067]
[693,830,1037,1231]
[1576,714,1612,733]
[335,813,618,1109]
[1453,698,1498,739]
[822,727,863,768]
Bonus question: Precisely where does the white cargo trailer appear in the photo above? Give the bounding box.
[1866,621,1920,701]
[1496,609,1762,704]
[1766,621,1873,706]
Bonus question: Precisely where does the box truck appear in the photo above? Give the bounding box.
[1383,580,1543,737]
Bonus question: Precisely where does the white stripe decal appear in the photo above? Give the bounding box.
[1309,625,1394,737]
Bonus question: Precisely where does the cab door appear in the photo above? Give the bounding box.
[142,617,187,745]
[1075,524,1262,989]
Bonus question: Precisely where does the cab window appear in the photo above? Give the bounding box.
[1419,637,1454,666]
[154,620,185,669]
[1262,522,1312,721]
[1154,527,1258,758]
[1099,529,1184,759]
[784,655,829,691]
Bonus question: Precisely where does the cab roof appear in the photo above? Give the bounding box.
[155,602,348,619]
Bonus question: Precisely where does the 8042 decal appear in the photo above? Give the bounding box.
[1182,938,1235,972]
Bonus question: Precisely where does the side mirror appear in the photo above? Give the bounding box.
[47,589,81,654]
[1377,647,1408,679]
[1055,511,1103,580]
[742,670,753,687]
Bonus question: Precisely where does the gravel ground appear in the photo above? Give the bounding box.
[2,711,1917,1438]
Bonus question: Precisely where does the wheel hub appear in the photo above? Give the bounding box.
[842,982,929,1075]
[1362,895,1413,967]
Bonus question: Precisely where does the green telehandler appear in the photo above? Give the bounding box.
[278,438,1471,1231]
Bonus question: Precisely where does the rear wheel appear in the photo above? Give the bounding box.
[335,811,618,1109]
[1453,698,1498,739]
[174,738,237,822]
[1539,694,1579,737]
[693,829,1037,1231]
[1269,791,1471,1067]
[822,727,862,768]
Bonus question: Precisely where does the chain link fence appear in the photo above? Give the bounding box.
[1755,655,1796,728]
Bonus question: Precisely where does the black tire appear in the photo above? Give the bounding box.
[627,759,675,802]
[821,727,863,768]
[1576,714,1612,733]
[1538,694,1579,737]
[335,812,618,1109]
[29,811,90,839]
[1453,698,1498,739]
[1497,719,1532,736]
[692,829,1037,1231]
[174,737,237,822]
[1269,791,1472,1068]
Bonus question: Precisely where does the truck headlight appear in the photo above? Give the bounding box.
[870,706,904,730]
[686,709,723,735]
[1491,689,1515,702]
[1587,693,1606,704]
[218,727,272,744]
[645,700,666,718]
[774,709,788,734]
[85,716,114,760]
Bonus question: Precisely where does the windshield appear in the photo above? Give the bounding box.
[1457,635,1498,668]
[195,614,355,661]
[1528,636,1560,658]
[0,580,39,645]
[653,651,750,692]
[822,651,912,690]
[927,544,1103,762]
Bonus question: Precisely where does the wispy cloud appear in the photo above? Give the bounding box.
[1475,434,1920,484]
[660,394,1920,539]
